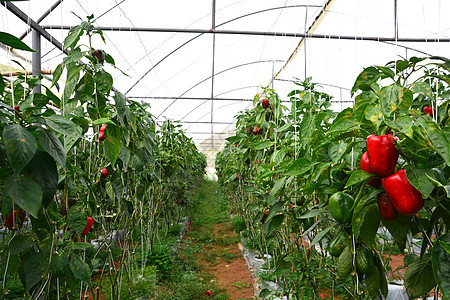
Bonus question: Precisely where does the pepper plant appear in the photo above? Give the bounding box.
[217,57,449,299]
[0,16,206,299]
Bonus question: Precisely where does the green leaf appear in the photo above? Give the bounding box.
[22,252,44,291]
[365,104,384,129]
[114,91,131,128]
[104,136,121,165]
[64,25,83,49]
[44,115,81,137]
[379,84,402,116]
[440,241,450,254]
[67,206,86,238]
[269,177,286,200]
[286,158,317,177]
[52,252,68,272]
[308,226,333,249]
[432,233,450,300]
[383,215,412,253]
[64,135,80,153]
[267,201,284,221]
[352,203,380,248]
[38,129,66,168]
[10,235,33,255]
[327,115,358,135]
[254,140,273,150]
[62,65,80,106]
[105,181,115,200]
[271,149,288,166]
[406,167,435,199]
[296,209,321,219]
[328,141,347,164]
[411,81,435,101]
[118,146,131,167]
[111,171,124,200]
[51,63,63,87]
[70,242,95,251]
[92,118,116,126]
[345,170,373,189]
[0,31,35,51]
[263,214,284,238]
[24,151,58,208]
[69,254,91,283]
[95,70,113,94]
[2,124,37,174]
[5,175,42,218]
[416,118,450,165]
[404,254,436,298]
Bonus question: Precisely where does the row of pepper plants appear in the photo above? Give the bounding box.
[0,15,206,299]
[216,57,449,299]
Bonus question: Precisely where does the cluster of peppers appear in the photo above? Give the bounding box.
[361,134,424,220]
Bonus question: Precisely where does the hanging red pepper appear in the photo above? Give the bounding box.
[381,169,424,216]
[5,210,26,230]
[101,168,109,178]
[360,152,381,187]
[424,106,434,117]
[261,98,270,109]
[377,192,398,221]
[81,217,94,237]
[366,134,399,177]
[99,124,107,141]
[253,126,258,135]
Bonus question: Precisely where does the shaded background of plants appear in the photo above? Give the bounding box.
[216,57,449,299]
[0,15,206,299]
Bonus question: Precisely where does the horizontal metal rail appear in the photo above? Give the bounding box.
[41,25,450,42]
[129,96,255,102]
[155,121,235,125]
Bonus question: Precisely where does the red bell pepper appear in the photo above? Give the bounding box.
[101,168,108,178]
[381,169,424,216]
[81,217,94,237]
[99,124,107,141]
[424,106,434,117]
[5,210,26,230]
[360,152,381,187]
[262,98,270,109]
[367,134,399,177]
[261,209,269,224]
[377,192,398,221]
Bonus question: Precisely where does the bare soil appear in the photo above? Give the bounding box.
[197,223,255,300]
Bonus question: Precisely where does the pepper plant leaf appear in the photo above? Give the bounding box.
[404,254,436,298]
[432,233,450,300]
[3,124,37,174]
[405,166,435,199]
[416,118,450,165]
[0,31,35,51]
[38,129,66,168]
[69,254,91,283]
[24,151,58,208]
[345,170,373,189]
[5,175,42,218]
[44,115,81,137]
[104,136,121,165]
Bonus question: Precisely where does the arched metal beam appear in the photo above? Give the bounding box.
[156,60,283,118]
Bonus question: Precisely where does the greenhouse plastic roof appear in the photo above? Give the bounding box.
[1,0,450,157]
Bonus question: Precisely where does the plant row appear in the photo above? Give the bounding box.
[0,15,206,299]
[216,57,449,299]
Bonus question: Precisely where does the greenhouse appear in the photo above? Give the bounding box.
[0,0,449,299]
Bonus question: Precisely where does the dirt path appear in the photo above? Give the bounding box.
[201,222,256,300]
[179,180,255,300]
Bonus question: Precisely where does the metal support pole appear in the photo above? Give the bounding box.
[32,30,41,93]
